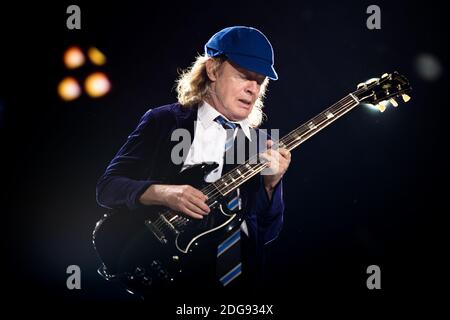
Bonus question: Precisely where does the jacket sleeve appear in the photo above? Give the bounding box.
[244,175,284,245]
[96,109,164,211]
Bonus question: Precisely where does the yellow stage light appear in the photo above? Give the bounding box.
[58,77,81,101]
[63,46,85,69]
[88,47,107,66]
[85,72,111,98]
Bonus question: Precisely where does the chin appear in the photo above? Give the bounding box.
[230,110,250,121]
[230,105,252,119]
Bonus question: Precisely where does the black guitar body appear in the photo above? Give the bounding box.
[93,162,244,291]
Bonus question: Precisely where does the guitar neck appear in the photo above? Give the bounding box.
[212,92,361,197]
[162,70,412,223]
[280,92,360,151]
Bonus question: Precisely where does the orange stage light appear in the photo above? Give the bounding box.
[85,72,111,98]
[63,46,85,69]
[58,77,81,101]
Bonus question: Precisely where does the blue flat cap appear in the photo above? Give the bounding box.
[204,26,278,80]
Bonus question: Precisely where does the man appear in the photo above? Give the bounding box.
[96,26,291,297]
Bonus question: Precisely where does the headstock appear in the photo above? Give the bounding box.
[354,72,412,112]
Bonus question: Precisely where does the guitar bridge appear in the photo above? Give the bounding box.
[145,219,168,244]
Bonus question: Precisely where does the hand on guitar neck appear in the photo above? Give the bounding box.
[260,140,292,201]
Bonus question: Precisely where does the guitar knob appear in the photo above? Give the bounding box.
[134,267,145,276]
[142,276,152,286]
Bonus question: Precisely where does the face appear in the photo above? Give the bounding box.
[206,60,266,121]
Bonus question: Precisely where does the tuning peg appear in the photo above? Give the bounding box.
[389,98,399,107]
[376,101,388,112]
[357,82,366,89]
[401,94,411,102]
[365,78,379,85]
[376,104,386,112]
[381,73,389,79]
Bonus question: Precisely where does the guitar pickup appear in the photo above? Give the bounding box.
[160,215,180,235]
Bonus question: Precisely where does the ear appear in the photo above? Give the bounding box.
[205,58,218,82]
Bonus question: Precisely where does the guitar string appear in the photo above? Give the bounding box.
[201,83,409,201]
[154,78,404,229]
[153,93,361,230]
[204,81,388,198]
[200,94,360,197]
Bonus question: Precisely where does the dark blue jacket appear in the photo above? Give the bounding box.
[96,103,284,281]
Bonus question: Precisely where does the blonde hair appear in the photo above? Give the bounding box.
[175,54,269,127]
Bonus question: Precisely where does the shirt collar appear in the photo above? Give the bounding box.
[198,101,252,141]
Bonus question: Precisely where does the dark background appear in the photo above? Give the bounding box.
[0,0,447,313]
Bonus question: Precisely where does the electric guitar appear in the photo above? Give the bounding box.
[93,71,412,289]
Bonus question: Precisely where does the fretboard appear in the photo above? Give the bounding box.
[212,92,361,197]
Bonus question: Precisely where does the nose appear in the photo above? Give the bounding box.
[245,80,259,97]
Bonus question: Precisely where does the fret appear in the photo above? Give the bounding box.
[281,128,306,148]
[307,122,317,130]
[231,170,240,179]
[290,132,301,141]
[216,162,266,196]
[349,93,359,103]
[325,111,334,119]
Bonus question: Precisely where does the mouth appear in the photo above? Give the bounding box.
[238,99,252,109]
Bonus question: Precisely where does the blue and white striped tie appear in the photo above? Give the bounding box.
[214,115,238,152]
[214,115,242,286]
[217,227,242,286]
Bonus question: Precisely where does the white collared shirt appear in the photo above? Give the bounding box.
[181,101,252,182]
